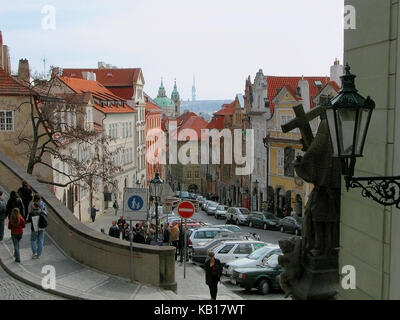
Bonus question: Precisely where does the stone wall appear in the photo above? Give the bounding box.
[0,151,176,291]
[340,0,399,299]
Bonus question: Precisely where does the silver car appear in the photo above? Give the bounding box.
[223,245,281,277]
[206,201,219,216]
[215,205,228,219]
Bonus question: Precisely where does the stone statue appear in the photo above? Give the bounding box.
[277,237,302,298]
[279,104,342,300]
[294,119,341,257]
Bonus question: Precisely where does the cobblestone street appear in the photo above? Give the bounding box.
[0,265,64,300]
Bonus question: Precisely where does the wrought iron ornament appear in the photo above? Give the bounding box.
[345,176,400,209]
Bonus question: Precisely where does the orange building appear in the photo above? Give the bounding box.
[145,99,163,183]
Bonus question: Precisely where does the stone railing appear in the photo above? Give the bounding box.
[0,151,176,291]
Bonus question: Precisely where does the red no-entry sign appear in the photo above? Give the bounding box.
[177,201,195,219]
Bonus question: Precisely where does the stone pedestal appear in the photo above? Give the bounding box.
[291,255,339,300]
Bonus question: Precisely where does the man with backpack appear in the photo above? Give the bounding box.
[27,201,48,259]
[0,190,7,241]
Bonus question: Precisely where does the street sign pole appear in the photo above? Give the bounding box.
[184,218,187,279]
[129,219,134,283]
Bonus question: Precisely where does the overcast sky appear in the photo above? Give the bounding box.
[0,0,344,100]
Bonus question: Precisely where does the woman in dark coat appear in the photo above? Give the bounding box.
[204,251,223,300]
[6,191,25,220]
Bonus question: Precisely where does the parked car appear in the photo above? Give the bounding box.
[231,253,283,295]
[248,211,280,230]
[196,195,205,206]
[279,216,303,235]
[226,207,250,225]
[178,191,190,199]
[206,201,219,216]
[202,200,213,212]
[214,224,241,233]
[190,233,256,265]
[223,245,281,277]
[211,240,267,265]
[214,205,228,219]
[187,227,232,248]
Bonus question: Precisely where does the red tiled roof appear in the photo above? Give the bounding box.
[107,87,134,100]
[146,101,162,113]
[267,76,330,113]
[58,76,135,114]
[214,101,235,116]
[327,80,340,92]
[62,68,141,87]
[0,68,33,96]
[177,115,208,141]
[207,117,225,130]
[176,112,197,127]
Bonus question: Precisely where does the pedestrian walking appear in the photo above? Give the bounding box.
[117,216,126,234]
[8,208,26,263]
[204,251,223,300]
[18,181,32,220]
[6,191,25,221]
[113,200,119,216]
[170,223,180,260]
[90,206,99,222]
[0,191,7,241]
[108,220,121,239]
[162,222,170,245]
[27,202,47,259]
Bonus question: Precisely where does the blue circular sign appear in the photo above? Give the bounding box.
[128,195,144,211]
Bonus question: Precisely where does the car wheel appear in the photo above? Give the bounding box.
[263,223,267,230]
[280,226,285,233]
[249,221,253,228]
[258,279,270,295]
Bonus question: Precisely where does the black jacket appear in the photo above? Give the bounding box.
[6,198,25,219]
[163,228,170,243]
[108,225,120,239]
[204,258,223,285]
[18,186,32,206]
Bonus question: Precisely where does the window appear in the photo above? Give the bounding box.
[277,148,284,169]
[253,243,265,250]
[0,111,14,131]
[219,244,235,254]
[233,244,253,254]
[194,231,205,239]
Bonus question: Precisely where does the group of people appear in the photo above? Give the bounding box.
[0,181,48,263]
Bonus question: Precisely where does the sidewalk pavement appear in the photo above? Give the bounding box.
[0,208,242,300]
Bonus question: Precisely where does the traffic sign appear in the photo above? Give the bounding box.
[123,188,148,221]
[177,201,195,219]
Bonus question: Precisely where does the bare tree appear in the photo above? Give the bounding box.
[12,74,121,202]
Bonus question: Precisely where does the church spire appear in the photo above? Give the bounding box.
[158,78,166,97]
[192,74,196,101]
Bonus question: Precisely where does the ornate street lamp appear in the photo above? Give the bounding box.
[323,64,400,208]
[149,172,164,242]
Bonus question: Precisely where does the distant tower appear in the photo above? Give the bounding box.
[192,74,196,101]
[171,79,181,116]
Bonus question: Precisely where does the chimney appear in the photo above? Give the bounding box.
[0,31,11,75]
[298,77,310,112]
[330,58,344,88]
[18,59,30,83]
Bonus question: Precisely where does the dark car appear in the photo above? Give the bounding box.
[279,216,303,236]
[248,212,280,230]
[231,253,283,295]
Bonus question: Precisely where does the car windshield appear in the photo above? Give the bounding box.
[239,208,249,215]
[216,205,225,210]
[180,191,189,198]
[265,254,279,268]
[247,246,270,260]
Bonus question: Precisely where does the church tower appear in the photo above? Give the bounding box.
[171,79,181,117]
[192,74,196,101]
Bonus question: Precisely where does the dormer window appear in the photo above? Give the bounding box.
[314,81,323,90]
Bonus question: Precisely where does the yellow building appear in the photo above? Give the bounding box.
[266,76,340,217]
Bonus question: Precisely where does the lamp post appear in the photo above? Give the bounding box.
[323,64,400,209]
[263,134,270,213]
[149,172,164,243]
